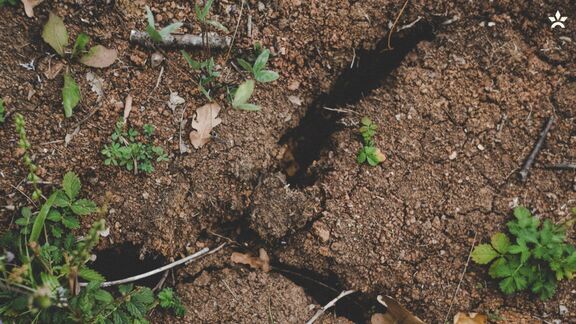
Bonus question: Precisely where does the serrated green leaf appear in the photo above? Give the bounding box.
[471,243,498,264]
[488,257,507,278]
[93,289,113,303]
[253,49,269,73]
[79,267,106,282]
[63,171,81,200]
[63,73,80,118]
[499,276,516,294]
[132,287,154,305]
[70,199,97,215]
[232,80,255,108]
[47,210,62,222]
[72,33,90,58]
[118,284,134,295]
[42,12,68,57]
[126,302,142,318]
[53,189,70,207]
[29,192,57,243]
[159,22,183,39]
[255,70,279,83]
[62,215,80,229]
[490,232,510,254]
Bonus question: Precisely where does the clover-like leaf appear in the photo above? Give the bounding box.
[491,232,511,254]
[471,243,499,264]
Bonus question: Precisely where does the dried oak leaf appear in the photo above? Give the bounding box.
[376,295,424,324]
[79,45,118,68]
[22,0,44,17]
[231,248,270,272]
[189,103,222,149]
[453,312,487,324]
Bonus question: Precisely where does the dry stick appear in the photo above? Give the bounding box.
[222,0,246,82]
[518,116,555,182]
[444,232,477,323]
[305,290,356,324]
[79,247,212,288]
[547,162,576,170]
[386,0,410,50]
[130,31,231,49]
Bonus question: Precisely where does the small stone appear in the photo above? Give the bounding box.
[559,305,568,315]
[150,52,164,68]
[449,151,457,160]
[142,192,149,200]
[477,144,485,151]
[312,222,330,243]
[287,80,300,91]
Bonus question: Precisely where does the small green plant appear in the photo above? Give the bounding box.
[102,119,169,174]
[356,117,385,166]
[471,206,576,300]
[181,51,221,100]
[0,98,5,124]
[237,48,279,83]
[145,5,183,43]
[157,287,185,317]
[0,172,186,322]
[14,113,42,201]
[194,0,228,33]
[231,80,259,111]
[42,12,117,117]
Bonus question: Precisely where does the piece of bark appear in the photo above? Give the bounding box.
[129,30,231,49]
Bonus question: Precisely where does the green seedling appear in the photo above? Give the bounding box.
[158,287,186,317]
[102,119,169,174]
[237,48,279,83]
[0,98,5,124]
[182,51,221,100]
[42,12,117,117]
[14,113,42,200]
[471,206,576,300]
[356,117,385,166]
[232,80,260,111]
[194,0,228,33]
[0,0,17,6]
[145,5,183,42]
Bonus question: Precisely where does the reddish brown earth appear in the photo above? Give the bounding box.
[1,0,576,323]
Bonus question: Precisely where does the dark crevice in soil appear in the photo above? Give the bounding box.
[90,243,167,288]
[279,22,435,188]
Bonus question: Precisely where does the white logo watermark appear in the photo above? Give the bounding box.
[549,11,567,29]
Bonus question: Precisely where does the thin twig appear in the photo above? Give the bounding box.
[305,290,356,324]
[79,247,212,288]
[444,231,477,323]
[519,116,555,182]
[152,270,170,292]
[546,162,576,170]
[130,31,231,49]
[222,0,245,81]
[386,0,410,50]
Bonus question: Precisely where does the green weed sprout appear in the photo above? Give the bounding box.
[181,51,221,100]
[14,113,42,200]
[471,206,576,300]
[0,98,5,124]
[145,5,183,43]
[356,117,385,166]
[102,119,169,174]
[237,48,280,83]
[194,0,228,32]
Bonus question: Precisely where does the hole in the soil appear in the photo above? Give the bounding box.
[90,243,167,288]
[280,22,435,187]
[273,264,375,323]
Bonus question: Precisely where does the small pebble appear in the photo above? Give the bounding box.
[449,151,457,160]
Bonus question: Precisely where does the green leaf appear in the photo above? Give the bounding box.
[145,6,155,28]
[200,0,214,21]
[236,103,260,111]
[71,199,97,215]
[182,51,202,70]
[42,12,68,57]
[237,58,253,72]
[62,215,80,229]
[232,80,255,108]
[79,267,106,282]
[514,206,531,221]
[253,49,270,73]
[63,73,81,118]
[471,243,499,264]
[206,19,228,32]
[499,276,516,294]
[29,192,57,243]
[126,301,143,318]
[488,257,508,278]
[79,45,118,68]
[53,189,70,207]
[146,25,163,43]
[357,149,367,164]
[491,232,511,254]
[159,22,183,39]
[72,33,90,58]
[93,289,113,303]
[132,287,154,305]
[118,284,134,295]
[63,171,81,200]
[255,70,279,83]
[47,210,62,222]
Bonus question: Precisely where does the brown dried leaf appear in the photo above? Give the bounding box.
[123,94,133,122]
[22,0,44,18]
[230,248,270,272]
[44,61,64,80]
[376,295,424,324]
[79,45,118,68]
[453,312,487,324]
[189,103,222,149]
